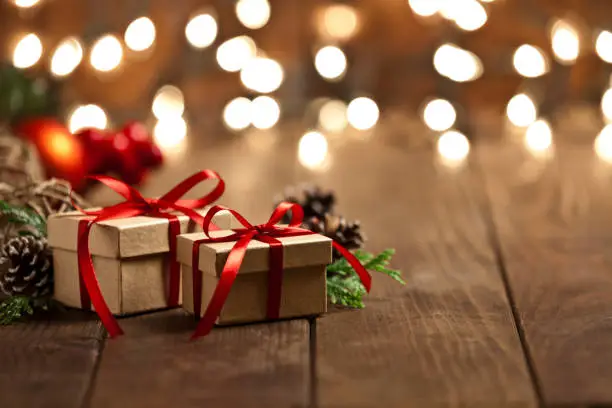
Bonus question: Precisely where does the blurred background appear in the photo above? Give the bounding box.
[2,0,612,187]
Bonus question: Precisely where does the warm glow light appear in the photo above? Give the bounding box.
[596,31,612,64]
[423,99,456,131]
[223,97,252,130]
[314,46,347,80]
[595,125,612,163]
[602,88,612,122]
[506,94,537,127]
[153,117,187,149]
[185,13,218,49]
[251,96,280,129]
[437,130,470,164]
[90,35,123,72]
[525,119,553,153]
[240,57,284,93]
[124,17,156,52]
[551,20,579,64]
[408,0,439,17]
[50,37,83,77]
[12,33,43,69]
[12,0,40,8]
[298,131,328,170]
[236,0,271,30]
[433,44,483,82]
[216,36,257,72]
[452,0,488,32]
[513,45,548,78]
[319,100,348,133]
[318,4,359,42]
[68,104,108,133]
[152,85,184,120]
[347,97,379,130]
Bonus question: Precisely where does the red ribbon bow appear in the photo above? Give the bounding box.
[73,170,225,338]
[189,202,372,339]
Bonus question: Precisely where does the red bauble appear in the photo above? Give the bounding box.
[76,128,114,174]
[122,122,163,168]
[13,118,87,188]
[109,131,148,185]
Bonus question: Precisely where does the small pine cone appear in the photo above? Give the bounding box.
[274,184,336,222]
[0,235,52,298]
[304,214,365,260]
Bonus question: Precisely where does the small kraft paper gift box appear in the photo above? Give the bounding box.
[48,208,231,315]
[177,230,332,326]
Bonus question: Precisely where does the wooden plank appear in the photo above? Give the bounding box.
[314,146,537,407]
[0,311,104,408]
[89,310,310,408]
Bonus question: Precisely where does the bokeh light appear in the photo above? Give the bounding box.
[347,97,379,130]
[50,37,83,77]
[317,4,359,42]
[423,99,456,132]
[513,45,548,78]
[240,57,284,93]
[68,104,108,133]
[437,130,470,165]
[236,0,271,30]
[251,96,280,129]
[524,119,553,154]
[216,36,257,72]
[408,0,439,17]
[152,85,185,120]
[452,0,488,32]
[124,17,156,52]
[185,13,218,49]
[13,33,43,69]
[12,0,40,8]
[602,88,612,122]
[90,34,123,72]
[596,31,612,64]
[153,117,187,149]
[506,94,537,127]
[595,125,612,163]
[223,97,252,130]
[314,46,347,80]
[551,20,579,64]
[298,131,329,170]
[319,100,348,133]
[434,44,483,82]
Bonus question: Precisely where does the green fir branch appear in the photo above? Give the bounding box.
[0,201,46,237]
[0,296,34,325]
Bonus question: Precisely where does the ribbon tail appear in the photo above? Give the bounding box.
[166,215,181,307]
[333,242,372,292]
[77,220,124,338]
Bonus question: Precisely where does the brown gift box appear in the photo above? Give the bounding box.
[177,232,332,325]
[47,208,231,315]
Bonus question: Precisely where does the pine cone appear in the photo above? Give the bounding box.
[304,214,365,260]
[0,235,52,298]
[274,184,336,221]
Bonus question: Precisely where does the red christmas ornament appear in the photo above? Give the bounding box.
[109,131,148,185]
[121,122,164,168]
[76,128,114,174]
[13,118,87,188]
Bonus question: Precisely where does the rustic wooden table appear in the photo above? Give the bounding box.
[3,124,612,407]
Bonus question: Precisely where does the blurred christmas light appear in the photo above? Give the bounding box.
[90,34,123,72]
[595,125,612,163]
[185,13,218,49]
[240,57,284,93]
[68,104,108,133]
[124,17,156,52]
[223,97,252,130]
[251,96,280,129]
[408,0,439,17]
[601,88,612,122]
[347,97,379,130]
[216,36,257,72]
[152,85,184,120]
[50,37,83,77]
[298,131,328,170]
[506,94,537,127]
[153,117,187,149]
[437,130,470,164]
[513,45,548,78]
[524,119,553,153]
[318,4,359,42]
[12,0,40,8]
[12,33,43,69]
[423,99,456,131]
[236,0,271,30]
[433,44,482,82]
[551,20,579,64]
[319,99,348,133]
[452,0,488,32]
[314,46,347,81]
[596,31,612,64]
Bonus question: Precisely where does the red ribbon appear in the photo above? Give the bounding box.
[72,170,225,338]
[189,202,372,340]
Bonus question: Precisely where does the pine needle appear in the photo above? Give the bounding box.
[0,201,46,237]
[0,296,34,325]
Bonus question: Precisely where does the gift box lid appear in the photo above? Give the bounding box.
[47,208,231,259]
[177,231,333,276]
